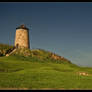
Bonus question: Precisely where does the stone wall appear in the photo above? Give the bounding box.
[15,29,30,49]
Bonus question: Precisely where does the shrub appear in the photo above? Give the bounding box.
[0,43,13,56]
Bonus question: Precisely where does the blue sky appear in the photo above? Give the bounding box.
[0,2,92,67]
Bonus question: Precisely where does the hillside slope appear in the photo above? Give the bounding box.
[0,56,92,89]
[0,44,92,89]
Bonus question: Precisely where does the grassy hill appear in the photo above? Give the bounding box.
[0,44,92,89]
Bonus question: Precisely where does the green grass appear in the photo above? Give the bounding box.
[0,43,92,89]
[0,55,92,89]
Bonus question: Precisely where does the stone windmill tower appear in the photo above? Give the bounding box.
[14,24,30,49]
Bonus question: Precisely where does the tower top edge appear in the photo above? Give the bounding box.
[16,24,29,30]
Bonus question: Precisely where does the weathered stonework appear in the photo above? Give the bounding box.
[14,25,30,49]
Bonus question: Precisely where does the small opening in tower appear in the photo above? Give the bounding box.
[16,44,19,49]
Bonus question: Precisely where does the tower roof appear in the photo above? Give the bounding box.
[16,24,29,30]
